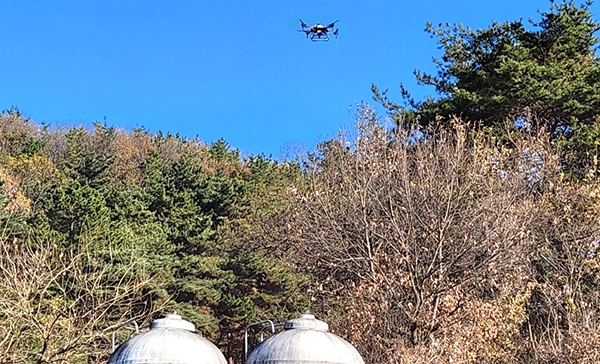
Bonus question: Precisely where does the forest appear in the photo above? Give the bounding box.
[2,1,600,363]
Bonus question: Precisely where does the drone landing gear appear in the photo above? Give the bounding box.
[309,35,330,42]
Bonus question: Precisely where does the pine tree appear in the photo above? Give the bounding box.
[375,1,600,139]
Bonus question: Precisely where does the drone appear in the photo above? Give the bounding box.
[298,20,339,42]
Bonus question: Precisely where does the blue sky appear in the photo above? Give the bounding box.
[1,0,595,158]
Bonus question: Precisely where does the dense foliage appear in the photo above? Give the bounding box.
[0,113,308,363]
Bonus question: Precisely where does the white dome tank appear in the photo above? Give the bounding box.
[108,314,227,364]
[246,314,364,364]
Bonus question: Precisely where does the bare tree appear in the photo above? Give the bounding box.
[0,230,155,364]
[522,173,600,363]
[278,106,538,363]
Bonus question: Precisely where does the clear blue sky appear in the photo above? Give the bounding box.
[2,1,595,158]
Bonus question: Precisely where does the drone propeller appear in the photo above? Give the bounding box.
[327,20,339,28]
[299,19,309,28]
[297,29,310,38]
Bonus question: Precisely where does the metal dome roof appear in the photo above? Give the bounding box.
[108,314,227,364]
[246,314,364,364]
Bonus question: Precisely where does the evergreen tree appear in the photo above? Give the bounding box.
[38,180,109,244]
[62,124,115,189]
[375,0,600,140]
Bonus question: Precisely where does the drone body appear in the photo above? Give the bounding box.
[298,20,339,42]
